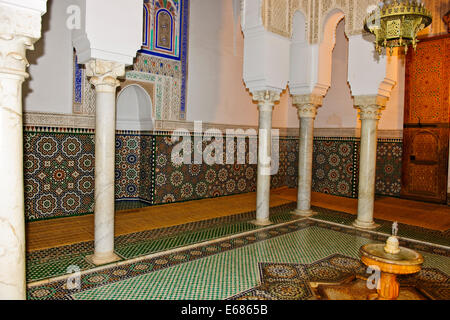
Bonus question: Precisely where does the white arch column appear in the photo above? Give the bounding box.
[252,90,280,226]
[347,33,397,229]
[0,0,47,300]
[292,94,323,217]
[353,95,387,229]
[73,0,143,265]
[86,60,124,265]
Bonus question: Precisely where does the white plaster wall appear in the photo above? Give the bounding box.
[315,20,405,131]
[24,0,74,114]
[186,0,291,128]
[316,20,356,129]
[380,52,405,131]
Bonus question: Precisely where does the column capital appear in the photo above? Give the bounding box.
[252,90,280,104]
[86,59,125,93]
[292,94,323,119]
[0,2,45,80]
[354,95,387,121]
[0,35,32,80]
[0,3,44,40]
[252,90,280,112]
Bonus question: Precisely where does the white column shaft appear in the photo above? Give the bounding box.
[297,116,314,212]
[94,88,116,257]
[84,59,124,265]
[0,30,39,299]
[256,104,273,224]
[355,118,378,227]
[0,69,26,300]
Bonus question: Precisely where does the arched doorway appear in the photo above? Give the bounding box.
[116,84,153,131]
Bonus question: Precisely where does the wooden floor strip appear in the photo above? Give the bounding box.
[27,188,450,252]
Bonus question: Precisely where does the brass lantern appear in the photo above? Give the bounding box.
[364,0,432,55]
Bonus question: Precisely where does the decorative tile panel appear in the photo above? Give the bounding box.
[312,138,358,198]
[23,129,403,221]
[24,131,95,221]
[375,140,403,197]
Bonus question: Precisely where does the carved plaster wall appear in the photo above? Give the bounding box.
[261,0,450,43]
[261,0,379,43]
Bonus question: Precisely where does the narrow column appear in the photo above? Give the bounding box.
[85,59,124,265]
[0,3,45,299]
[353,96,385,230]
[292,95,322,217]
[251,90,280,226]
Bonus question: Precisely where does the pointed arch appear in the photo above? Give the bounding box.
[313,8,345,97]
[117,84,154,131]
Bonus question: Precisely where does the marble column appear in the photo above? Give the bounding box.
[292,94,323,217]
[353,95,386,230]
[251,90,280,226]
[0,3,45,300]
[85,59,124,265]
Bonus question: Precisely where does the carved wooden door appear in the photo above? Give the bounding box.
[401,35,450,204]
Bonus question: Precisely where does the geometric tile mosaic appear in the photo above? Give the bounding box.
[312,138,359,198]
[229,255,449,300]
[375,140,403,197]
[27,203,450,300]
[24,132,95,221]
[23,129,404,221]
[27,222,450,300]
[26,204,298,283]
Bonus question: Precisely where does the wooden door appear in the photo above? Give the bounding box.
[401,35,450,204]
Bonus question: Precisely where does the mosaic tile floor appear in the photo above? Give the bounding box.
[229,255,450,300]
[26,204,299,283]
[312,206,450,247]
[27,208,450,300]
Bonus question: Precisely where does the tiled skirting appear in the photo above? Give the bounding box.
[23,127,403,222]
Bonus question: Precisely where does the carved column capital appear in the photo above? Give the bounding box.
[354,95,387,121]
[0,35,32,80]
[252,90,281,112]
[292,94,323,119]
[0,3,43,40]
[86,59,125,93]
[0,3,44,80]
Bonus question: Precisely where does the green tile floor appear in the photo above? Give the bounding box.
[26,204,298,283]
[68,226,450,300]
[26,202,450,300]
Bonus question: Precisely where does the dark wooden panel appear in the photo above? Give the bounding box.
[401,128,449,203]
[402,35,450,204]
[404,35,450,125]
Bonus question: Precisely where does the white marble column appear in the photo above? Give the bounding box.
[353,95,386,230]
[85,59,124,265]
[0,2,45,300]
[292,94,323,217]
[251,90,280,226]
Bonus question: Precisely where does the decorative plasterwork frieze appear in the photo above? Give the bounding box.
[24,112,95,129]
[260,0,381,43]
[22,113,404,139]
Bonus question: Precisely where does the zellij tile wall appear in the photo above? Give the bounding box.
[23,128,403,222]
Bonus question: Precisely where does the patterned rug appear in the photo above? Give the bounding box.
[229,254,450,300]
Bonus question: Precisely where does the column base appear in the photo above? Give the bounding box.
[86,252,121,266]
[250,219,273,227]
[291,209,316,217]
[352,219,379,230]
